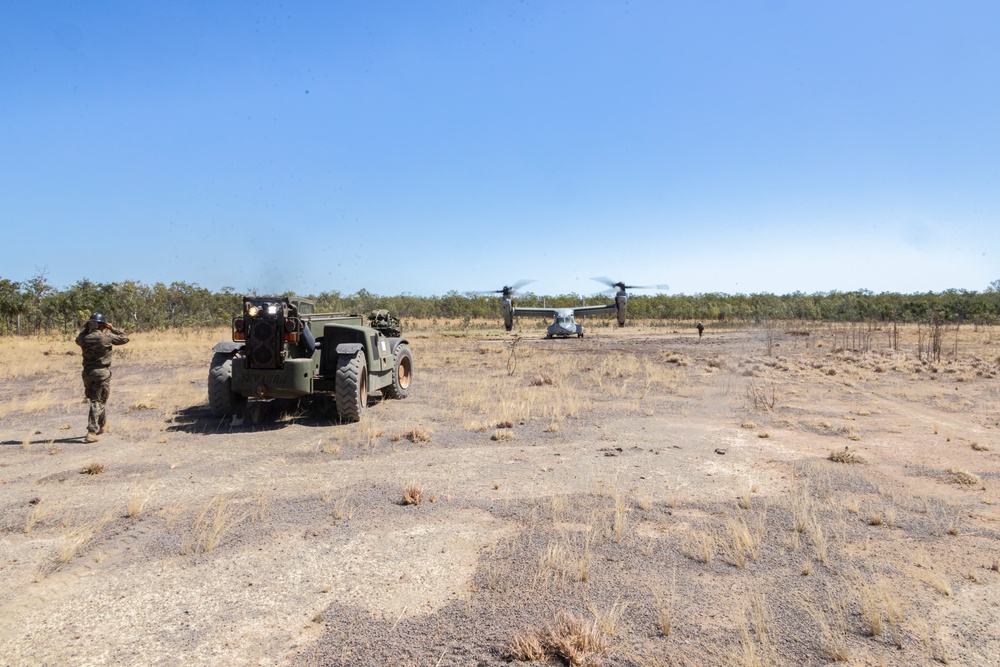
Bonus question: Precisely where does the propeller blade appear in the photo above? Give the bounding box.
[510,279,535,292]
[474,279,535,297]
[592,278,669,292]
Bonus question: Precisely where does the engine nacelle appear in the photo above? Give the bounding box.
[502,297,514,331]
[615,293,627,327]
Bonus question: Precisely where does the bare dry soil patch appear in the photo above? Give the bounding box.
[1,323,999,666]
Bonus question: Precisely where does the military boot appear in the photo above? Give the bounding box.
[84,432,100,443]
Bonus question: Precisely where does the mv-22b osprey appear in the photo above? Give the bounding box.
[483,278,668,338]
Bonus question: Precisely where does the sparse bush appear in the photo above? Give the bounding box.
[405,428,431,442]
[946,468,981,485]
[506,611,607,666]
[529,373,555,386]
[402,484,423,506]
[829,447,864,464]
[81,463,106,475]
[746,379,778,411]
[492,429,516,442]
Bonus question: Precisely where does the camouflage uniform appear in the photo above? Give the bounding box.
[75,325,129,436]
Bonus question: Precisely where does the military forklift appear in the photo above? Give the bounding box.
[208,297,412,422]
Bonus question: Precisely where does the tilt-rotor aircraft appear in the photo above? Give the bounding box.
[481,278,669,338]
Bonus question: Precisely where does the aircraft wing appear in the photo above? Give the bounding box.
[512,307,559,318]
[572,304,616,315]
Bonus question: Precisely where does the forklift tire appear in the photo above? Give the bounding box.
[382,344,412,399]
[208,352,241,417]
[335,350,368,422]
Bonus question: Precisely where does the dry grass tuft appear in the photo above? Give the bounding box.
[737,485,753,510]
[733,589,778,667]
[538,538,591,584]
[854,574,902,640]
[127,483,153,518]
[58,515,111,563]
[807,599,850,662]
[182,493,263,556]
[946,468,981,485]
[721,516,760,568]
[922,570,953,596]
[652,567,678,637]
[491,429,516,442]
[829,447,864,464]
[529,373,555,386]
[634,492,652,511]
[331,494,354,521]
[971,441,990,451]
[506,611,608,666]
[189,496,235,554]
[402,484,424,506]
[683,530,715,564]
[130,396,158,410]
[404,428,431,443]
[24,499,54,534]
[81,462,107,475]
[838,425,861,441]
[741,420,756,429]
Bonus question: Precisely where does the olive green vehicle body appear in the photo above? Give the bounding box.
[229,313,400,399]
[209,297,411,419]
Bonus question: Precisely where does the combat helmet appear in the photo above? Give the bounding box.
[88,313,107,324]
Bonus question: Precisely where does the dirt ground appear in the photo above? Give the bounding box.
[1,321,999,666]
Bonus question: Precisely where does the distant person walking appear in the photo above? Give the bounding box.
[696,321,704,338]
[75,313,129,442]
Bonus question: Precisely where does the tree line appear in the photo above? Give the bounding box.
[2,272,999,335]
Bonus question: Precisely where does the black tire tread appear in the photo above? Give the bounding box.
[335,351,367,422]
[208,352,240,416]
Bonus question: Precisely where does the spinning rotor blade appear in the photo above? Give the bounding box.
[474,279,535,296]
[591,276,617,289]
[591,277,669,293]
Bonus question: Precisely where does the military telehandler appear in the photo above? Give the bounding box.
[209,297,412,422]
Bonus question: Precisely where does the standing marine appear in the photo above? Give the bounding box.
[75,312,129,442]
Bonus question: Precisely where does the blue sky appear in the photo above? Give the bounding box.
[2,1,998,297]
